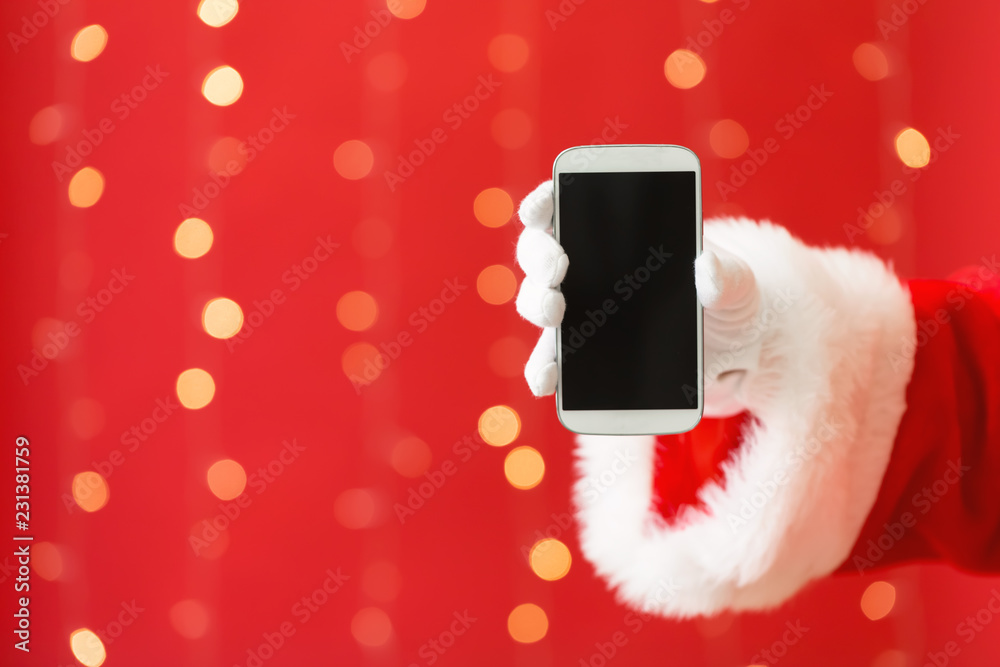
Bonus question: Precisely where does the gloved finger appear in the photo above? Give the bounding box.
[515,277,566,328]
[518,180,554,230]
[525,327,557,397]
[695,247,759,315]
[516,228,569,289]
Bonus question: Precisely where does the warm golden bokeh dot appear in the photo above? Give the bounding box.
[367,51,408,92]
[507,603,548,643]
[853,42,889,81]
[71,25,108,62]
[387,0,426,20]
[488,34,530,72]
[32,317,75,359]
[529,538,572,581]
[709,119,749,159]
[334,140,375,180]
[351,607,393,647]
[477,265,517,305]
[895,128,931,168]
[197,0,239,27]
[70,629,107,667]
[202,65,244,106]
[492,109,533,150]
[504,446,545,490]
[176,368,216,409]
[337,291,379,331]
[32,542,64,581]
[29,105,65,145]
[72,471,109,513]
[362,561,403,603]
[867,207,904,246]
[861,581,896,621]
[342,342,381,383]
[191,520,230,560]
[174,218,214,258]
[170,599,210,639]
[390,436,432,478]
[478,405,520,447]
[335,488,377,530]
[202,297,244,339]
[206,459,247,500]
[68,167,105,208]
[664,49,706,89]
[488,336,530,379]
[473,187,513,227]
[207,136,248,173]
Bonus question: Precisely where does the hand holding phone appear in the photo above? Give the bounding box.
[515,145,765,434]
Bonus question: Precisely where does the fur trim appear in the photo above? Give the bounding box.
[572,218,917,618]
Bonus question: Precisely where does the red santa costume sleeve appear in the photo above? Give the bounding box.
[841,267,1000,575]
[571,221,1000,619]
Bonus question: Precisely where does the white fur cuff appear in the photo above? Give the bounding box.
[572,218,917,618]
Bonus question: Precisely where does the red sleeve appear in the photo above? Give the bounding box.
[839,274,1000,575]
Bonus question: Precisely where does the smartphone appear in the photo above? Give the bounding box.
[553,144,703,435]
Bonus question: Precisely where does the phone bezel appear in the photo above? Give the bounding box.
[552,144,703,435]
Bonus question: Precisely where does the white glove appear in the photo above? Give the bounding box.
[514,180,766,418]
[512,180,918,618]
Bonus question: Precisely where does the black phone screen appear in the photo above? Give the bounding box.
[558,171,698,410]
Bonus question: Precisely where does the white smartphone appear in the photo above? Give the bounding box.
[553,144,703,435]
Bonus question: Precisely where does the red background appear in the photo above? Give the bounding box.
[3,0,1000,665]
